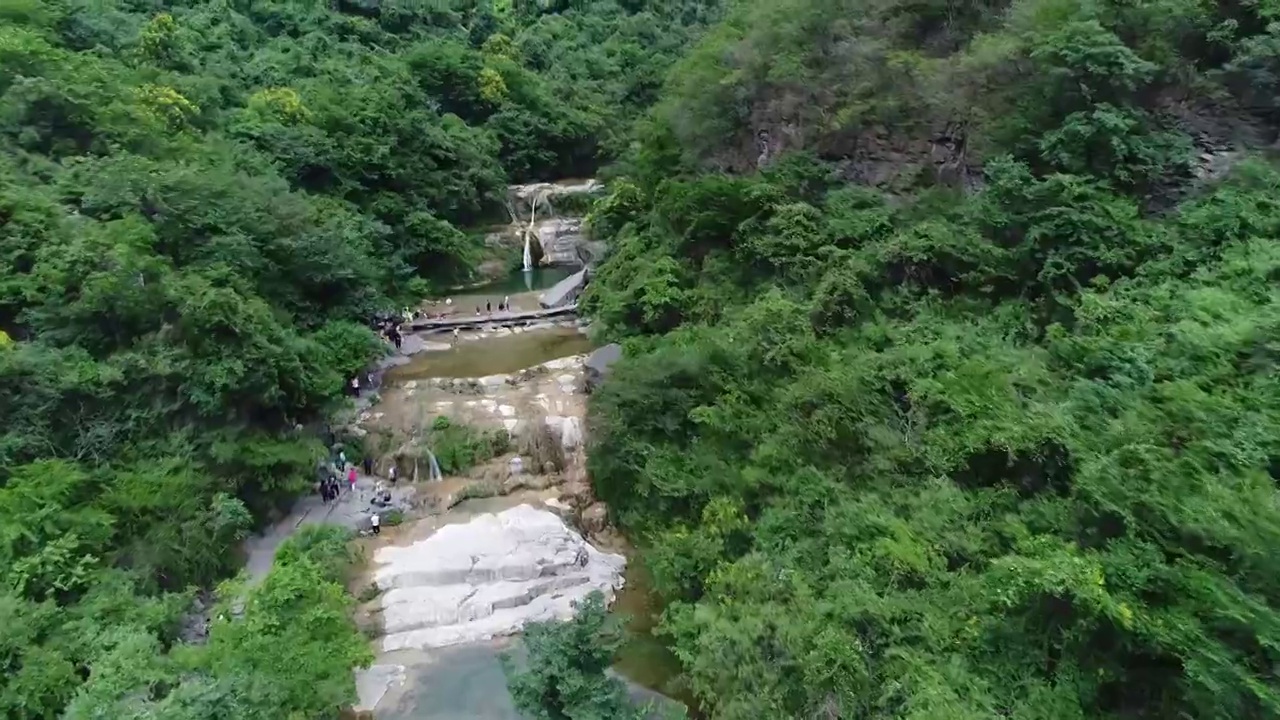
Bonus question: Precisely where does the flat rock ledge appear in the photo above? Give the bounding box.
[372,505,626,653]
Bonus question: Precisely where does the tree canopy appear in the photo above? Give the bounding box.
[581,0,1280,717]
[0,1,719,717]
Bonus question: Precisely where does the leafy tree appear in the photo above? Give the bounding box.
[503,591,653,720]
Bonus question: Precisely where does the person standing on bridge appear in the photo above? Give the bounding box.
[503,295,510,312]
[486,300,491,314]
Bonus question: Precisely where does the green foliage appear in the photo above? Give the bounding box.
[58,528,369,720]
[0,1,722,717]
[585,9,1280,707]
[274,525,358,585]
[429,421,512,475]
[503,591,653,720]
[198,559,372,719]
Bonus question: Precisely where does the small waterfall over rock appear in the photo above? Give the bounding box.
[495,180,604,269]
[521,191,544,272]
[560,416,583,450]
[521,234,533,272]
[427,449,443,482]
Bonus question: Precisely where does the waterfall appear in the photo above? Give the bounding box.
[521,191,544,273]
[560,417,583,450]
[426,449,443,482]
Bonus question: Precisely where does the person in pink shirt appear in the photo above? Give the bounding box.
[348,466,357,492]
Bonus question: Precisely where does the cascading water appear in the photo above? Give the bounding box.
[426,449,443,482]
[521,191,550,273]
[521,193,539,272]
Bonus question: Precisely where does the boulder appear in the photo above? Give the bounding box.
[539,267,588,308]
[558,478,593,509]
[584,343,621,393]
[516,420,566,473]
[581,502,609,535]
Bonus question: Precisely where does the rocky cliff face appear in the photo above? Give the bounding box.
[745,98,1271,208]
[487,179,605,267]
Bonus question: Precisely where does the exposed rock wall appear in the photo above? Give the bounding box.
[486,180,604,268]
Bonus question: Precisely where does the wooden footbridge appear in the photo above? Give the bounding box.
[407,304,579,334]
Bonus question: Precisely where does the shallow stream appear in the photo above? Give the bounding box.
[614,557,699,712]
[455,267,575,297]
[384,327,594,381]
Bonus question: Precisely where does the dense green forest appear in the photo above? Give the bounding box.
[7,0,1280,717]
[0,0,717,717]
[584,0,1280,718]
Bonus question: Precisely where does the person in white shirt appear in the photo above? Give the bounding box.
[370,513,381,535]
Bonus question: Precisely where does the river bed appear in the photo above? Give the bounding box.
[384,326,594,381]
[614,559,695,709]
[353,321,689,718]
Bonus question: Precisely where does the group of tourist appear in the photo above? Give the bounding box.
[348,370,379,398]
[475,296,513,315]
[345,307,422,396]
[421,295,518,318]
[318,447,400,535]
[319,451,358,502]
[374,309,414,350]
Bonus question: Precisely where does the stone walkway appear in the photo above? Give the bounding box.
[242,472,405,584]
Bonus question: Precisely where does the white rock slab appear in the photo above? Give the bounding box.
[372,506,625,652]
[354,663,405,712]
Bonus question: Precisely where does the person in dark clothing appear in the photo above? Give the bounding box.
[363,455,373,476]
[486,301,491,313]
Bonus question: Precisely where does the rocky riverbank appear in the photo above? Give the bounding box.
[341,329,651,717]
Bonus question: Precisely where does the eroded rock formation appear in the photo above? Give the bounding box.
[372,505,626,652]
